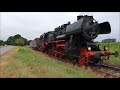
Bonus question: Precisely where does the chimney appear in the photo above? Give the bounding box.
[77,15,83,20]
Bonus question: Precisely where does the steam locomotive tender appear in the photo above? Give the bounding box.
[30,15,119,65]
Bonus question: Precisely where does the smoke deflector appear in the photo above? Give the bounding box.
[98,22,111,34]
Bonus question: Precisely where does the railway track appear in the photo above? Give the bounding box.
[95,64,120,71]
[60,59,120,78]
[90,64,120,78]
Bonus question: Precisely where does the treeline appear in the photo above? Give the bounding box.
[4,34,32,46]
[102,38,116,43]
[0,40,6,46]
[95,38,117,43]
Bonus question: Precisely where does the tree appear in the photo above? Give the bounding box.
[6,36,15,45]
[6,34,28,46]
[14,34,21,39]
[0,40,3,46]
[102,38,116,43]
[0,40,6,46]
[27,40,32,45]
[14,38,25,46]
[22,37,27,45]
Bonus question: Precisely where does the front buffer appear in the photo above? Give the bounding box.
[78,48,119,65]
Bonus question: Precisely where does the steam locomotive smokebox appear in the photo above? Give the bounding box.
[98,22,111,34]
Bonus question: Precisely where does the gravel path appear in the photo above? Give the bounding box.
[0,45,15,56]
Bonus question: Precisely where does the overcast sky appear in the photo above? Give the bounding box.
[0,12,120,42]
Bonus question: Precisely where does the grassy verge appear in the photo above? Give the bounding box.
[97,42,120,64]
[0,46,4,48]
[0,46,99,78]
[97,42,120,52]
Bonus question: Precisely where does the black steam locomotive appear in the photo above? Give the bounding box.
[30,15,119,65]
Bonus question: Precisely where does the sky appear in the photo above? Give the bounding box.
[0,12,120,42]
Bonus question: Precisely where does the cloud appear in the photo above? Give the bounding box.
[0,12,120,42]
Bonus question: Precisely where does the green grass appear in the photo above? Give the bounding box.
[108,55,120,64]
[97,42,120,64]
[97,42,120,51]
[0,46,99,78]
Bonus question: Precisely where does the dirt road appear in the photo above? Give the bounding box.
[0,45,15,56]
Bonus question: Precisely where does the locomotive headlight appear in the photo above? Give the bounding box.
[104,46,108,51]
[88,47,91,51]
[93,20,96,23]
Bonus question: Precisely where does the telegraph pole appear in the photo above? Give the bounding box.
[119,12,120,52]
[0,12,1,40]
